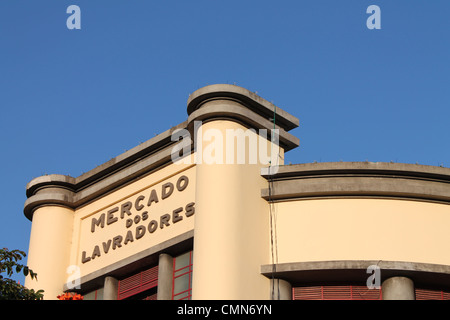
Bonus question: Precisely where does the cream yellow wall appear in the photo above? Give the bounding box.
[192,120,278,300]
[25,206,74,300]
[273,198,450,265]
[70,162,196,279]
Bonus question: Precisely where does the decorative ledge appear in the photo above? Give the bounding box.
[261,260,450,289]
[261,162,450,204]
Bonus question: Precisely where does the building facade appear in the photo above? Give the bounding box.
[23,84,450,300]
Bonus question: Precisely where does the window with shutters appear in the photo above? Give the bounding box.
[293,285,450,300]
[117,265,159,300]
[172,251,193,300]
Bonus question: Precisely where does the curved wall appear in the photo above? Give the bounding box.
[274,198,450,265]
[261,162,450,291]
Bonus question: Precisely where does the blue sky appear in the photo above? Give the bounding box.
[1,1,449,284]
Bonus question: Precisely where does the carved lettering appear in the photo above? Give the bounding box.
[102,240,112,254]
[124,230,134,245]
[107,207,118,225]
[135,225,146,240]
[161,182,174,200]
[185,202,195,217]
[135,195,145,211]
[82,175,195,264]
[81,251,91,264]
[91,213,105,233]
[148,220,158,233]
[147,189,159,206]
[176,175,189,191]
[91,245,101,259]
[112,235,123,250]
[172,207,183,223]
[120,201,133,219]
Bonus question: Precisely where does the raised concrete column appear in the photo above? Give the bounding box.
[186,85,299,299]
[382,276,415,300]
[24,175,75,300]
[191,119,278,299]
[103,276,119,300]
[270,279,292,300]
[157,253,174,300]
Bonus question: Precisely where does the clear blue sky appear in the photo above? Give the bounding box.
[1,1,449,283]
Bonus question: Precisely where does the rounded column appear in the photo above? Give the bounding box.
[191,119,272,299]
[382,276,415,300]
[270,279,292,300]
[157,253,174,300]
[25,205,74,299]
[24,175,75,300]
[103,276,119,300]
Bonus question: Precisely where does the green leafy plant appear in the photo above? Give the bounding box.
[0,248,44,300]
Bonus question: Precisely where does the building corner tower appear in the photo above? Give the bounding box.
[186,85,299,299]
[23,175,75,299]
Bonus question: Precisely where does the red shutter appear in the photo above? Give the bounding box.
[118,266,158,300]
[415,288,450,300]
[351,286,382,300]
[294,285,450,300]
[293,285,382,300]
[292,286,322,300]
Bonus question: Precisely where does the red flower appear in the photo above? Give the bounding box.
[57,292,84,300]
